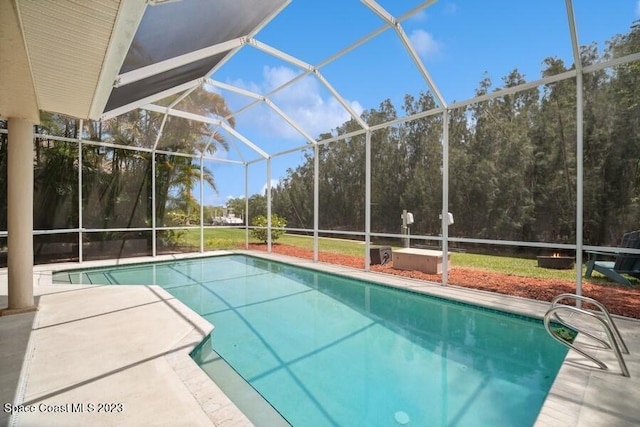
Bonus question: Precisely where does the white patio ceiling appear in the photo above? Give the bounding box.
[1,0,146,122]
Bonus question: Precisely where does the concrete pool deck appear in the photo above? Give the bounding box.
[1,250,639,426]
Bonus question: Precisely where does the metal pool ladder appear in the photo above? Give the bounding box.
[544,293,630,377]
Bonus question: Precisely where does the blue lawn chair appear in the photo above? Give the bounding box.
[585,230,640,287]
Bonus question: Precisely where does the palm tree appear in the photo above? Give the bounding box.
[154,87,234,225]
[171,161,216,225]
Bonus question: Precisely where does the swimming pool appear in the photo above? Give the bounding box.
[53,254,568,426]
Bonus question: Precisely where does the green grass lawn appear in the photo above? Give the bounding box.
[181,228,367,256]
[177,228,608,282]
[176,228,246,250]
[450,252,580,280]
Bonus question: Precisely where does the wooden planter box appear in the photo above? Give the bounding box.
[392,248,450,274]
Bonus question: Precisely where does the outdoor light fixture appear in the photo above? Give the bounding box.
[440,212,454,226]
[401,210,414,248]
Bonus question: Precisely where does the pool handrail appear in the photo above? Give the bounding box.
[549,293,628,354]
[544,294,630,377]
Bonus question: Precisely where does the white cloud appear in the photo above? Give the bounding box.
[636,0,640,16]
[227,66,363,140]
[261,179,280,195]
[409,29,440,59]
[263,66,298,90]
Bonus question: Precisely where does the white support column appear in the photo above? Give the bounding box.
[365,131,372,271]
[151,150,157,257]
[267,157,272,253]
[3,117,36,314]
[78,121,83,262]
[566,0,584,302]
[313,145,319,262]
[575,71,584,300]
[244,164,249,249]
[199,156,204,253]
[441,109,450,286]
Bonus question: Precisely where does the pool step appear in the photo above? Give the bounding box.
[193,338,291,427]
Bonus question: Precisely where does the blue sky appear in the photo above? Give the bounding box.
[198,0,640,207]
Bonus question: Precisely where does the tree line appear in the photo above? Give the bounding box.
[268,22,640,247]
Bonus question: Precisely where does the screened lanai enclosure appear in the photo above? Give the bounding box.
[2,0,640,311]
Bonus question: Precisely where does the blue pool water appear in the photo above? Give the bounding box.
[53,255,568,426]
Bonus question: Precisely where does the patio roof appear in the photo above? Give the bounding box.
[0,0,288,122]
[2,0,452,162]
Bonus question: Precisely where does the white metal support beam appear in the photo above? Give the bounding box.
[220,122,269,159]
[144,103,222,125]
[78,120,84,262]
[114,38,245,88]
[313,70,369,129]
[361,0,395,25]
[200,128,222,158]
[271,143,315,158]
[228,137,247,163]
[101,78,203,120]
[449,71,576,110]
[168,85,201,110]
[247,38,369,130]
[394,24,447,108]
[441,109,450,285]
[267,157,272,253]
[200,155,205,253]
[262,98,317,144]
[248,38,315,71]
[583,51,640,74]
[316,0,435,70]
[245,164,250,249]
[566,0,584,301]
[146,105,263,161]
[365,131,372,271]
[225,97,264,120]
[231,72,309,120]
[248,71,311,114]
[206,79,262,100]
[152,112,169,151]
[149,103,271,161]
[152,147,157,257]
[313,144,319,262]
[207,79,317,144]
[361,0,446,108]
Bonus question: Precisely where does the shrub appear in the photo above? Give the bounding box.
[251,214,287,244]
[157,229,186,249]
